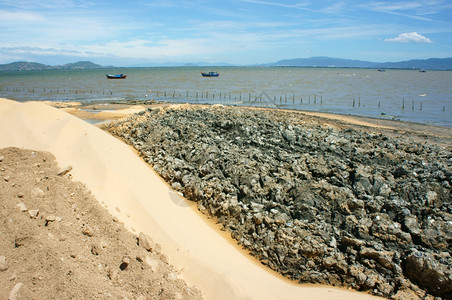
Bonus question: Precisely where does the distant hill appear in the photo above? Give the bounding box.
[61,61,106,69]
[0,61,106,71]
[271,56,452,70]
[2,57,452,70]
[0,61,50,71]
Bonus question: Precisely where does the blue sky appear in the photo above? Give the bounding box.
[0,0,451,66]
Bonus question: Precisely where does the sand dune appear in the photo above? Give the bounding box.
[0,98,380,299]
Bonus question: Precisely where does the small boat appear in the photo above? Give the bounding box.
[106,73,127,79]
[377,69,386,72]
[201,71,219,77]
[419,70,427,73]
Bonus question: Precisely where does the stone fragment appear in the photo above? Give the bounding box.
[57,165,73,176]
[404,215,421,236]
[425,190,437,206]
[0,256,8,271]
[28,209,39,218]
[0,155,4,162]
[342,236,364,248]
[167,272,178,281]
[137,232,154,252]
[31,187,45,198]
[16,202,27,212]
[360,247,394,269]
[120,256,131,270]
[404,251,452,298]
[393,166,409,178]
[8,282,24,300]
[81,225,94,237]
[45,215,56,222]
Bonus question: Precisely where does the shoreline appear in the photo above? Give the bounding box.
[56,100,452,148]
[0,98,384,299]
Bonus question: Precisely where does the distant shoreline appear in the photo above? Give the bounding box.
[1,56,452,71]
[56,100,452,148]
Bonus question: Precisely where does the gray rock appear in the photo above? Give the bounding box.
[404,251,452,298]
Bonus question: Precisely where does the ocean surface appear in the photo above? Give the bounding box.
[1,67,451,127]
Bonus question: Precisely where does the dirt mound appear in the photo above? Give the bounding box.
[0,147,202,299]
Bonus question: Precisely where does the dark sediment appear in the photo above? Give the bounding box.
[102,104,452,299]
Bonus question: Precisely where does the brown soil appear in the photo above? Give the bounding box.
[0,147,203,300]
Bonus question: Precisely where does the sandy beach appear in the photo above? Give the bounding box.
[0,98,392,299]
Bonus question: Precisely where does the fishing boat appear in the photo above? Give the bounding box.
[201,71,219,77]
[106,73,127,79]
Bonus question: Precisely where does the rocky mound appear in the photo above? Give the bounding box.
[103,105,452,299]
[0,147,202,299]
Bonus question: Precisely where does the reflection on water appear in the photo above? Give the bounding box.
[0,67,451,127]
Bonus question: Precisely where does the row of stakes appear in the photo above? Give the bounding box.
[0,87,113,95]
[0,87,446,112]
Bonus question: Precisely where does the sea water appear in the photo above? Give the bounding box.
[0,67,451,127]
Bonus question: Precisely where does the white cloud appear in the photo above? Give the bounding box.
[384,32,432,43]
[0,10,44,22]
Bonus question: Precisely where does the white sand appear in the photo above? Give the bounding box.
[0,98,380,300]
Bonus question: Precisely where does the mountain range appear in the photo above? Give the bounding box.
[0,61,107,71]
[1,57,451,71]
[270,57,452,70]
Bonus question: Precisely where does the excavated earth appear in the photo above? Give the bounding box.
[103,104,452,300]
[0,147,202,300]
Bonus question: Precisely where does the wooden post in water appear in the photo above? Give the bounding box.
[300,97,303,104]
[314,95,316,104]
[353,98,355,107]
[321,96,323,105]
[412,100,414,111]
[443,105,446,112]
[402,97,405,110]
[378,101,381,108]
[420,102,422,111]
